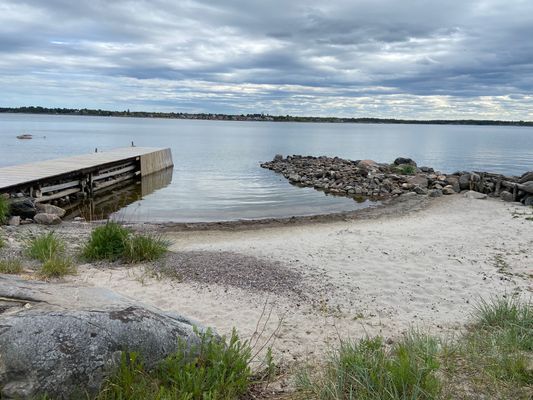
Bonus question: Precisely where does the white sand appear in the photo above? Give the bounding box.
[72,196,532,363]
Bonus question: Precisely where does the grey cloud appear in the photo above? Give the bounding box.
[0,0,532,118]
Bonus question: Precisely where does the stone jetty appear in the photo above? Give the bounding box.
[261,155,533,205]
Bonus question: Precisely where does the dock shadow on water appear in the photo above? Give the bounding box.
[63,168,173,221]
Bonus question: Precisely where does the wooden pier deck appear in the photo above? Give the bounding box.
[0,147,173,196]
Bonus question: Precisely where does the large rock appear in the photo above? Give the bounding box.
[0,275,203,399]
[8,198,36,219]
[523,194,533,206]
[463,190,487,200]
[459,173,471,190]
[446,176,461,193]
[35,203,66,218]
[500,190,514,202]
[407,175,428,189]
[33,213,62,225]
[393,157,417,167]
[518,171,533,184]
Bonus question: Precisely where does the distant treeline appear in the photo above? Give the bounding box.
[1,106,532,126]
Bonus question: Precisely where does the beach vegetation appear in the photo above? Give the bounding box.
[123,234,169,263]
[0,257,23,274]
[82,222,130,261]
[297,332,440,400]
[26,232,65,262]
[0,196,9,224]
[83,222,169,263]
[397,164,416,175]
[441,296,533,396]
[297,296,532,399]
[97,328,253,400]
[40,256,76,278]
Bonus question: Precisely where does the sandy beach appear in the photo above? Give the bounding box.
[67,195,532,364]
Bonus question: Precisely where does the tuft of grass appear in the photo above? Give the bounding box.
[0,235,5,249]
[82,222,130,261]
[83,222,169,263]
[0,196,9,224]
[0,257,23,274]
[297,332,441,400]
[40,256,76,278]
[98,328,253,400]
[123,234,169,263]
[26,232,65,262]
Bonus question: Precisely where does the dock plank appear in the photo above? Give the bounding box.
[0,147,171,190]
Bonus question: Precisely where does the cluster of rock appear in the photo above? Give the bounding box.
[261,155,533,205]
[1,195,68,226]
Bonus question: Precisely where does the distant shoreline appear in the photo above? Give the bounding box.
[1,106,532,127]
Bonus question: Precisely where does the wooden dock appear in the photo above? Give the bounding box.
[0,147,173,203]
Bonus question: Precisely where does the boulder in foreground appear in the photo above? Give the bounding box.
[0,275,204,399]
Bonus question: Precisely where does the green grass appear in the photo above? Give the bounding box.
[98,329,253,400]
[82,222,131,261]
[297,332,441,400]
[0,235,5,249]
[26,232,65,262]
[0,257,23,274]
[440,296,532,398]
[0,196,9,224]
[123,234,169,263]
[298,296,532,400]
[83,222,169,263]
[40,256,76,278]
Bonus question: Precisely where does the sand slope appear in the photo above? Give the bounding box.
[73,196,532,362]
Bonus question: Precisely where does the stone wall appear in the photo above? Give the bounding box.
[261,155,533,205]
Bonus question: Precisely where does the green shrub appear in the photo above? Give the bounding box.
[40,256,76,278]
[0,257,23,274]
[98,329,253,400]
[0,196,9,224]
[397,164,416,175]
[82,222,130,261]
[123,234,169,263]
[297,333,441,400]
[26,232,65,262]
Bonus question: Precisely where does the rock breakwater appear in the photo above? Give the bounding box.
[261,155,533,205]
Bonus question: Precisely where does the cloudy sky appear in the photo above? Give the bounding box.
[1,0,532,119]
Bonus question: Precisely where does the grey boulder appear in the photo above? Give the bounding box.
[35,203,66,218]
[463,190,487,200]
[33,213,61,225]
[500,190,514,202]
[393,157,417,167]
[0,275,204,399]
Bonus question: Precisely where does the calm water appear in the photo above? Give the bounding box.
[0,114,532,222]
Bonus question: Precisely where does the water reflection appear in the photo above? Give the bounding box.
[62,168,173,221]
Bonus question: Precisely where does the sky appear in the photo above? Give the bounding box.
[1,0,532,119]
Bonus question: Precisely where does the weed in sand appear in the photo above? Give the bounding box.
[0,257,23,274]
[26,232,65,262]
[40,256,76,278]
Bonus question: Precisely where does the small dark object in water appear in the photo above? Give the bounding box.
[16,134,32,140]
